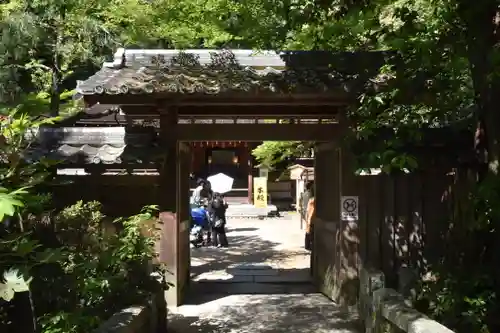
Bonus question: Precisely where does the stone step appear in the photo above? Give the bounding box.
[189,282,316,295]
[225,204,279,217]
[192,267,312,284]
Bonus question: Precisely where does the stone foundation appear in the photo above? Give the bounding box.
[359,267,454,333]
[93,293,166,333]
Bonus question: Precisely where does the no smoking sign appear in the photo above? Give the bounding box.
[341,196,359,221]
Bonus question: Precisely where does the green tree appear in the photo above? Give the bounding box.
[252,141,313,168]
[100,0,239,48]
[0,0,113,115]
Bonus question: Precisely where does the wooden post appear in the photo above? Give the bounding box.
[338,145,361,308]
[312,141,342,300]
[158,105,190,307]
[313,119,361,308]
[159,105,178,211]
[247,146,253,204]
[337,113,361,308]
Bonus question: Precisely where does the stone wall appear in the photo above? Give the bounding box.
[93,293,166,333]
[359,268,454,333]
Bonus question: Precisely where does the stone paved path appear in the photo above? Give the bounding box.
[168,213,361,333]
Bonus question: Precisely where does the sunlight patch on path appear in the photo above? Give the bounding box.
[176,216,361,332]
[169,294,360,333]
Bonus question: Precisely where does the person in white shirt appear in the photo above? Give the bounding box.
[190,179,205,207]
[190,179,213,207]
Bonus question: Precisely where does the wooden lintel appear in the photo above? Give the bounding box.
[120,104,343,117]
[177,100,346,106]
[178,105,341,117]
[86,94,352,107]
[177,124,339,141]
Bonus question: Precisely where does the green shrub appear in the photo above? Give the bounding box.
[1,201,161,333]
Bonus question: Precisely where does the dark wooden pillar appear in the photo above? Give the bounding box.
[313,138,361,308]
[338,146,361,307]
[158,105,191,307]
[337,114,360,307]
[159,106,178,211]
[189,143,195,174]
[312,141,341,301]
[191,144,204,176]
[246,145,253,204]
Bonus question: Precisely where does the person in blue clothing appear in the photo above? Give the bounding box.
[190,179,213,245]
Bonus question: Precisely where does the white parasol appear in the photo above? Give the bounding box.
[207,173,234,194]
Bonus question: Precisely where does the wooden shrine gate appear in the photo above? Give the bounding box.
[74,48,386,306]
[155,108,352,306]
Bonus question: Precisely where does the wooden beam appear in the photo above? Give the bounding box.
[177,124,339,141]
[177,100,348,106]
[84,93,352,107]
[178,105,341,117]
[118,105,343,117]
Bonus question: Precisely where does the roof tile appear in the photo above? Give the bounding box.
[76,66,350,96]
[76,49,390,96]
[26,127,161,165]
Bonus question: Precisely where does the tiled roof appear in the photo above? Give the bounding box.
[50,143,161,164]
[27,127,161,165]
[75,49,387,96]
[76,65,350,96]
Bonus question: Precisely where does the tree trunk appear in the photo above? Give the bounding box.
[49,7,65,117]
[461,4,500,327]
[49,53,61,117]
[460,1,500,179]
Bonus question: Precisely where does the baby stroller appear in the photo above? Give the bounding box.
[190,205,210,247]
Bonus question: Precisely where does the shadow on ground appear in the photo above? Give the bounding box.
[168,293,361,333]
[169,222,361,333]
[187,267,315,305]
[190,227,309,280]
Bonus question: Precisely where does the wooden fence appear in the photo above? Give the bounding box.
[356,165,455,287]
[52,160,460,290]
[52,175,160,217]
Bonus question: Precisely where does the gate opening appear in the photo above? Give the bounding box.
[183,140,316,302]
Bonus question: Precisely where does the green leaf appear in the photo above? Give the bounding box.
[0,269,31,301]
[0,191,24,221]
